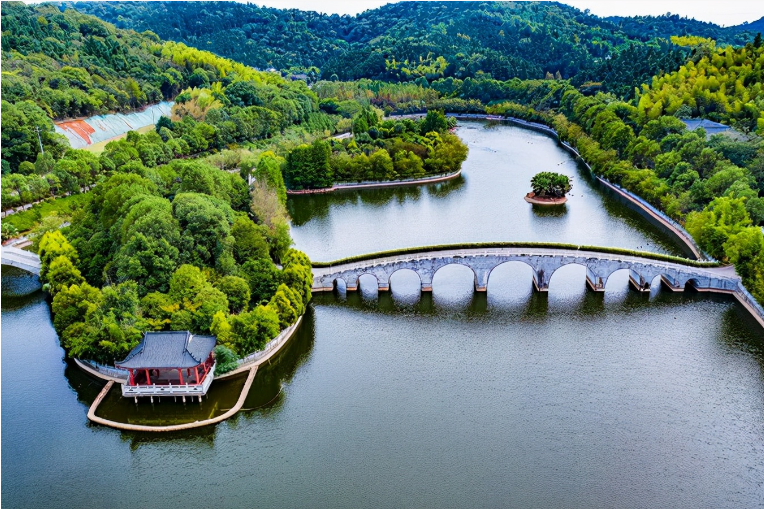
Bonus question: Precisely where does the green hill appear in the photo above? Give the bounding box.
[71,1,758,99]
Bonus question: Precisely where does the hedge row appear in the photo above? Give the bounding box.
[311,242,723,269]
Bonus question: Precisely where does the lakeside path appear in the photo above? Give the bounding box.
[286,169,462,195]
[442,113,707,261]
[87,367,258,433]
[83,316,303,432]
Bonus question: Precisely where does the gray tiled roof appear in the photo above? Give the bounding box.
[681,119,730,133]
[116,331,216,369]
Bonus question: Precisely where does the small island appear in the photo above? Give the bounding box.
[525,172,572,205]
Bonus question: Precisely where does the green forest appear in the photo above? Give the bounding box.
[1,1,763,365]
[74,1,758,98]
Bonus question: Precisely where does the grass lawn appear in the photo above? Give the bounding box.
[3,193,91,233]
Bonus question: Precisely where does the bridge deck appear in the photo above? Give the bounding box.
[312,246,731,281]
[1,245,41,275]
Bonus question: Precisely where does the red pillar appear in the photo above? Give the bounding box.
[129,369,135,386]
[194,366,200,384]
[145,369,151,385]
[177,369,184,384]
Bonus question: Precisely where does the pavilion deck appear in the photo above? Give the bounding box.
[121,363,216,398]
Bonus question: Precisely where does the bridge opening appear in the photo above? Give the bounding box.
[389,269,421,306]
[547,263,588,306]
[603,269,635,302]
[649,275,664,299]
[486,261,535,308]
[332,278,347,299]
[357,274,379,300]
[432,264,476,308]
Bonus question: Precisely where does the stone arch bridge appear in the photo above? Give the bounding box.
[311,244,739,295]
[312,244,764,329]
[1,245,41,275]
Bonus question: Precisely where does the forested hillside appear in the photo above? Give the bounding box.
[1,2,323,365]
[636,41,764,133]
[1,2,326,186]
[72,1,757,99]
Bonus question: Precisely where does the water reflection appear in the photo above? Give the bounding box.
[288,122,687,261]
[529,202,568,217]
[242,310,316,411]
[287,178,464,227]
[1,265,41,299]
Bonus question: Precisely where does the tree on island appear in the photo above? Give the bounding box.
[530,172,572,198]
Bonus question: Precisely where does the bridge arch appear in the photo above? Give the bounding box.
[0,246,42,276]
[357,273,381,293]
[332,277,347,293]
[387,268,422,294]
[431,262,480,293]
[486,260,536,290]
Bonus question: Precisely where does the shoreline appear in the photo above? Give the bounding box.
[454,114,706,261]
[524,193,567,205]
[286,169,461,195]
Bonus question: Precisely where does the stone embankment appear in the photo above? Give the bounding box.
[286,170,461,195]
[448,113,707,261]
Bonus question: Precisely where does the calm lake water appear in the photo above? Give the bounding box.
[2,122,763,508]
[288,121,687,261]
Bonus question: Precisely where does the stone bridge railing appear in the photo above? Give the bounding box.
[311,244,731,294]
[311,244,764,329]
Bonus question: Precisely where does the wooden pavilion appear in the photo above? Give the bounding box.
[116,331,217,403]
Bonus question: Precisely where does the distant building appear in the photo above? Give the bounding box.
[681,119,745,140]
[289,73,309,81]
[116,331,216,402]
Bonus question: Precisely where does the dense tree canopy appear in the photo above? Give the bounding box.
[74,1,758,96]
[4,0,763,359]
[39,155,312,365]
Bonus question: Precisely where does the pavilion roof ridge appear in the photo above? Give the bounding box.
[116,331,216,370]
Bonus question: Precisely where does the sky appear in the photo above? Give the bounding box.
[21,0,764,27]
[235,0,762,26]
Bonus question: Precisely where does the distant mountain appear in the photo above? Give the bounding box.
[70,1,758,98]
[603,13,756,41]
[730,16,764,33]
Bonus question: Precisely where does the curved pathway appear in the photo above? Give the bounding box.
[87,366,258,433]
[286,169,461,195]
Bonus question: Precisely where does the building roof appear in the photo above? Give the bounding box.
[116,331,216,370]
[681,118,731,134]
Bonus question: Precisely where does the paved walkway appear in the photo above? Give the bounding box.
[83,316,304,431]
[286,169,461,195]
[87,366,258,432]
